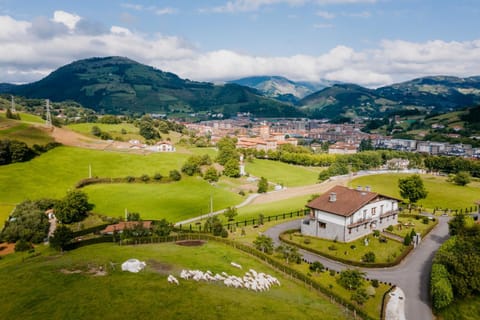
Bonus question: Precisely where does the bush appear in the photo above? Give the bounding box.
[141,174,150,182]
[371,279,379,288]
[422,217,429,224]
[303,238,311,245]
[404,233,412,246]
[350,244,356,250]
[362,251,376,263]
[329,270,336,276]
[15,239,33,252]
[169,170,181,181]
[373,230,380,237]
[220,228,229,238]
[386,225,394,232]
[431,263,454,310]
[126,176,135,183]
[328,245,338,251]
[309,261,324,273]
[153,173,163,181]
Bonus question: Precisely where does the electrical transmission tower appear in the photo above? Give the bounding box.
[10,95,16,113]
[45,99,52,128]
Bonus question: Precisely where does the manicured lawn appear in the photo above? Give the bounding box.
[84,177,244,222]
[389,215,437,238]
[349,173,480,211]
[0,242,349,320]
[286,232,406,264]
[0,146,189,204]
[245,159,322,187]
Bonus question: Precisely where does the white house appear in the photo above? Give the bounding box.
[146,141,176,152]
[301,185,399,242]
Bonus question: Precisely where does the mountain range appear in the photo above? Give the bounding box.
[1,56,480,119]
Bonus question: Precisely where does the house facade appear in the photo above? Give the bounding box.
[301,185,399,242]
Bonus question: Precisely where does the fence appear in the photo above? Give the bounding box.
[176,208,310,232]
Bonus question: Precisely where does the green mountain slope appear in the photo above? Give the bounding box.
[1,57,301,117]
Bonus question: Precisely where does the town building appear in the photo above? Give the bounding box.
[301,185,399,242]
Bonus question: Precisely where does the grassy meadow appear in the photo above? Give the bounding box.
[236,194,311,220]
[0,117,53,146]
[85,177,244,222]
[245,159,322,187]
[0,242,349,320]
[68,122,142,141]
[349,173,480,211]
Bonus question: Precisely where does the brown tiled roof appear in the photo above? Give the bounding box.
[101,221,152,234]
[307,185,397,217]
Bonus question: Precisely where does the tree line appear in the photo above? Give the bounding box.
[0,139,61,166]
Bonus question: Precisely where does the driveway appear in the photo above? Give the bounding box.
[264,216,451,320]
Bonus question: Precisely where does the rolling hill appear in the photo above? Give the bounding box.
[0,57,302,118]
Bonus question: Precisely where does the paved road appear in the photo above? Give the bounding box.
[264,216,451,320]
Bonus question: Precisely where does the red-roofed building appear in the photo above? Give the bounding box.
[101,221,152,235]
[301,185,399,242]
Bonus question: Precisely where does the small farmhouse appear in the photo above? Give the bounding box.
[301,185,399,242]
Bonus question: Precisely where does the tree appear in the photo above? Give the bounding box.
[351,288,369,305]
[223,207,238,221]
[1,200,50,243]
[139,120,160,140]
[223,158,240,178]
[54,190,94,224]
[127,212,141,221]
[398,174,428,208]
[203,166,219,182]
[430,263,454,310]
[169,170,181,181]
[362,251,376,263]
[358,138,374,152]
[337,269,365,290]
[15,239,33,252]
[275,244,301,264]
[448,213,466,236]
[257,176,268,193]
[216,137,238,165]
[253,235,274,254]
[451,171,471,186]
[91,125,101,137]
[403,233,412,246]
[49,225,74,251]
[309,261,324,273]
[152,219,173,237]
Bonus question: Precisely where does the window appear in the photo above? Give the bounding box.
[349,229,352,234]
[363,210,367,220]
[380,205,384,214]
[318,222,326,229]
[371,207,376,216]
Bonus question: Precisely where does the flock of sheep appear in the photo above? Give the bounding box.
[167,262,281,292]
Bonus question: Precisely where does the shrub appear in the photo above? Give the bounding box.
[362,251,376,263]
[404,233,412,246]
[304,238,311,245]
[365,285,376,297]
[220,228,229,238]
[309,261,324,273]
[431,263,454,310]
[15,239,33,252]
[329,270,336,276]
[350,244,356,250]
[126,176,135,183]
[386,225,394,232]
[153,173,163,181]
[328,245,338,251]
[141,174,150,182]
[422,217,429,224]
[169,170,181,181]
[371,279,379,288]
[373,230,380,237]
[337,269,365,290]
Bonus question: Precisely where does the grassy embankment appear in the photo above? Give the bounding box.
[0,242,349,320]
[0,114,53,146]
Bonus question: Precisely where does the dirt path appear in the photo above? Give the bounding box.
[249,176,351,205]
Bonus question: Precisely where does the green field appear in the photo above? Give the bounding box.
[0,146,189,204]
[349,173,480,211]
[68,122,143,141]
[245,159,322,187]
[85,178,244,222]
[236,194,311,220]
[0,203,14,228]
[0,117,53,146]
[0,242,348,320]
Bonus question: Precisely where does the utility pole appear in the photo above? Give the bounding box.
[10,95,16,113]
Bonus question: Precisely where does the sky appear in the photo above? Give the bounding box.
[0,0,479,87]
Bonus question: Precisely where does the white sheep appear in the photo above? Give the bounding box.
[167,275,179,285]
[231,262,242,269]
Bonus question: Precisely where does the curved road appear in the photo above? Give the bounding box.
[264,216,450,320]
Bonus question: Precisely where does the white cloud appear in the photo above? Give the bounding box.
[155,7,176,15]
[316,0,376,4]
[344,10,371,18]
[313,23,334,28]
[53,10,81,30]
[2,13,480,88]
[316,10,335,19]
[203,0,307,13]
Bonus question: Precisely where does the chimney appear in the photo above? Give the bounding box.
[365,186,371,192]
[329,192,337,202]
[356,186,362,191]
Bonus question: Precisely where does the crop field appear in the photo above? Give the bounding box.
[349,173,480,211]
[245,159,323,187]
[0,146,189,204]
[85,177,244,222]
[0,242,348,320]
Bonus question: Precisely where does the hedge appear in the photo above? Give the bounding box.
[71,224,110,238]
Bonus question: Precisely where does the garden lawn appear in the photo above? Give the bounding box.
[390,216,437,238]
[0,242,349,320]
[0,146,189,204]
[245,159,322,187]
[84,177,244,222]
[349,173,480,211]
[286,232,406,264]
[291,262,390,320]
